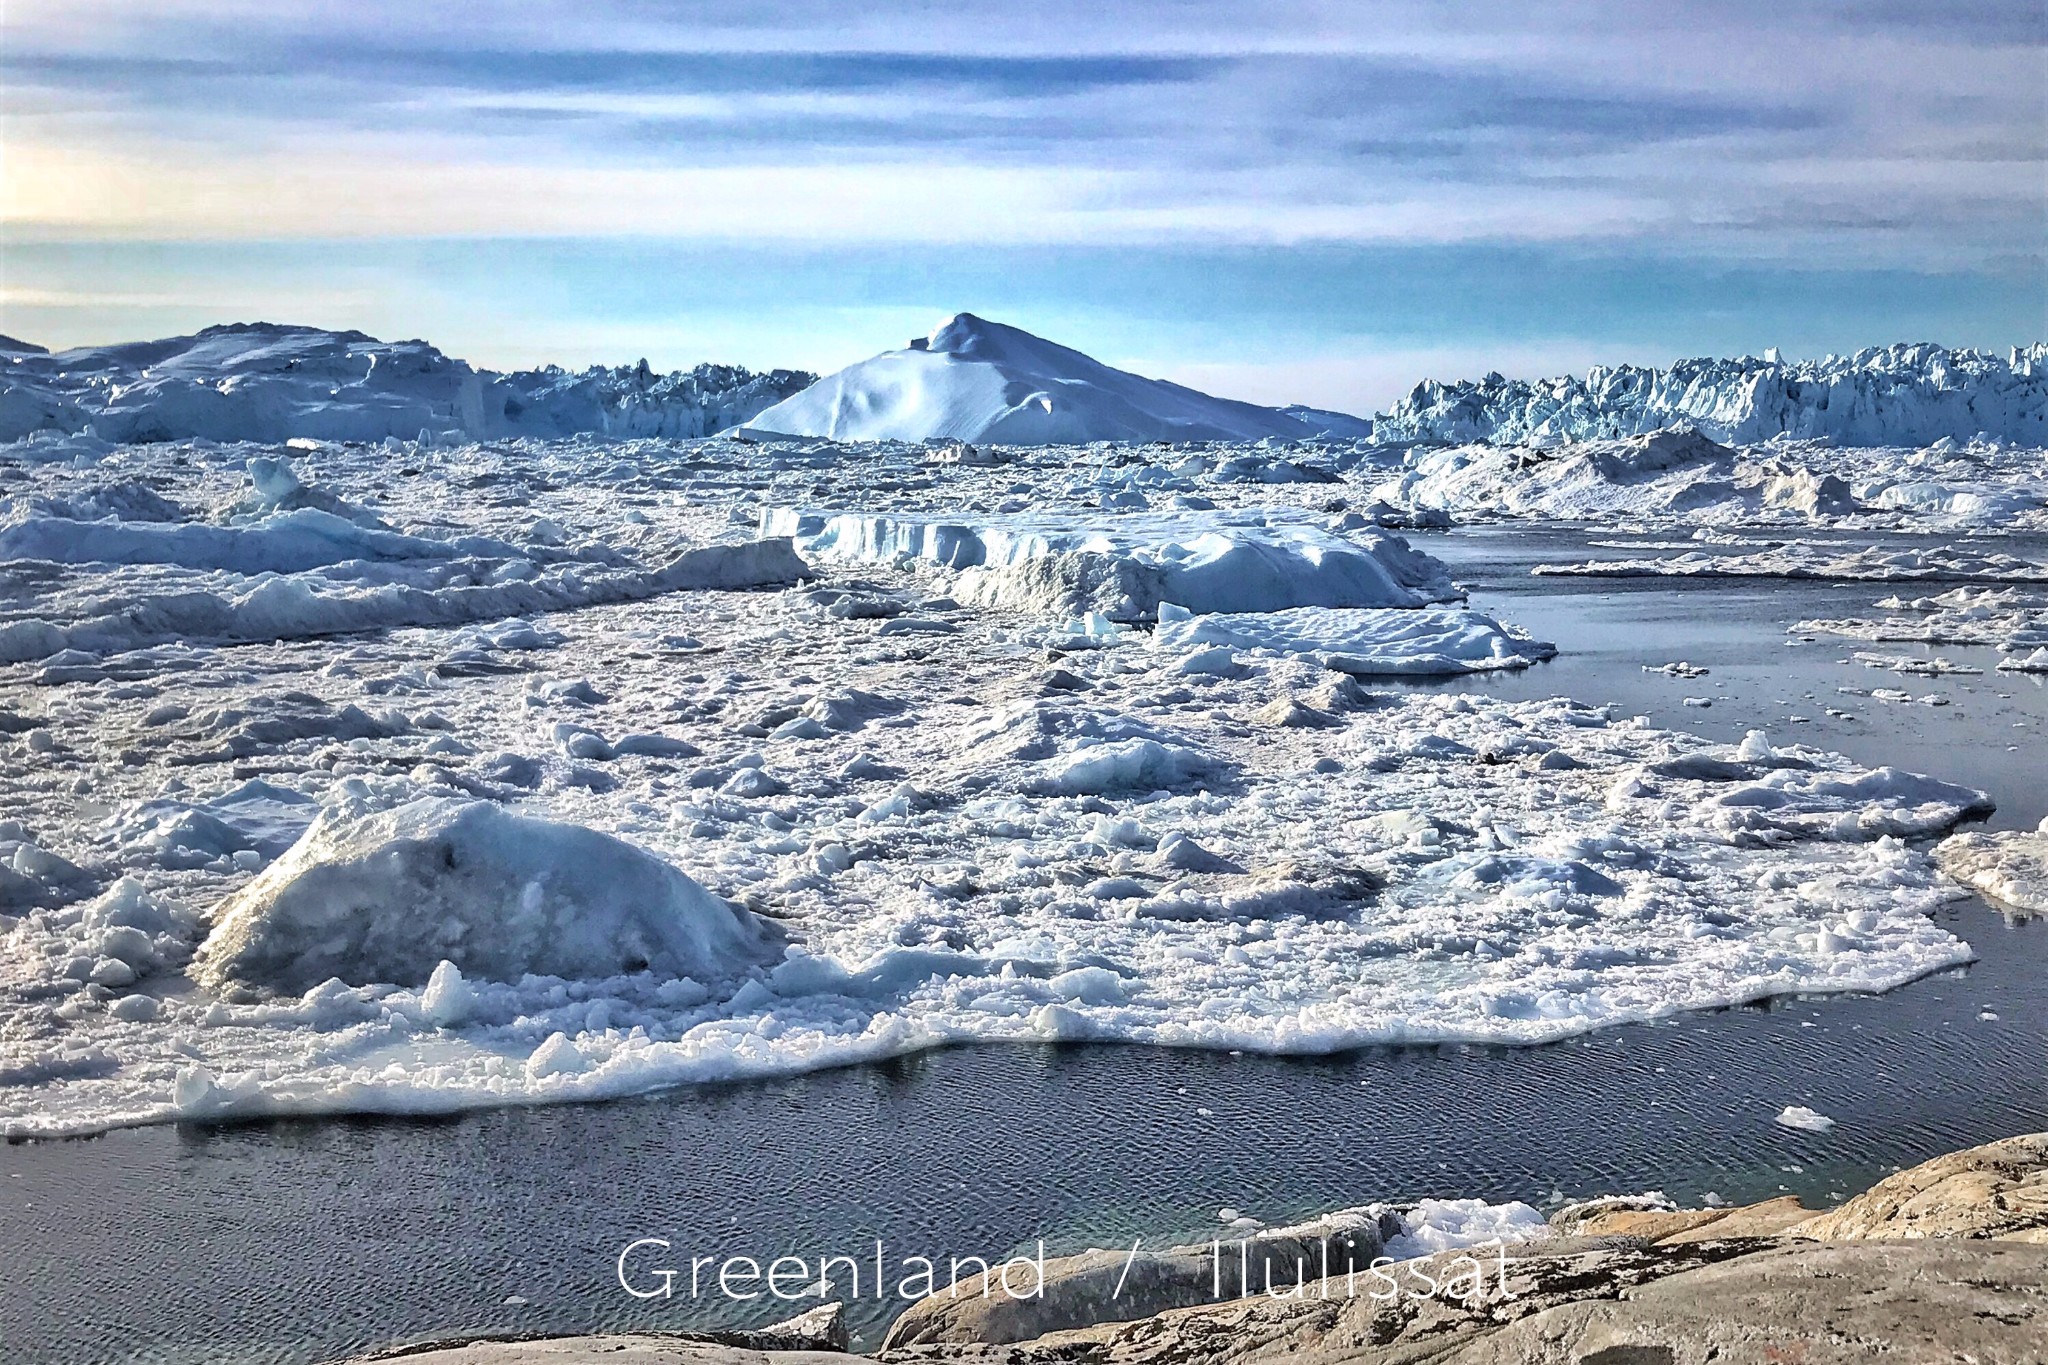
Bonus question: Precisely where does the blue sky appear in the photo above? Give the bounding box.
[3,1,2043,411]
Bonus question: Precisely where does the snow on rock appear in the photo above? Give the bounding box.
[745,313,1369,445]
[0,323,811,445]
[196,797,781,993]
[1374,343,2048,448]
[763,507,1456,619]
[1154,605,1556,676]
[1936,820,2048,915]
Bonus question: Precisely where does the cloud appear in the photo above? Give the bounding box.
[2,2,2039,258]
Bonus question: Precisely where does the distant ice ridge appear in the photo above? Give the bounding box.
[1369,428,2048,530]
[762,507,1456,618]
[0,323,813,445]
[1374,342,2048,448]
[745,313,1375,444]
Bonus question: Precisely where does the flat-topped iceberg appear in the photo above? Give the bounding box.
[762,507,1456,618]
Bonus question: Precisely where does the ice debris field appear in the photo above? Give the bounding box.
[1,316,2042,1138]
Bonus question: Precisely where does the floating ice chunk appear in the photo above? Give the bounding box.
[1154,605,1556,677]
[0,538,810,663]
[1775,1105,1836,1133]
[1048,966,1126,1003]
[1936,820,2048,914]
[0,507,528,573]
[195,798,780,992]
[1537,543,2048,584]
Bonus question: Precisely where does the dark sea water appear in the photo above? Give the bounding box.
[6,525,2045,1363]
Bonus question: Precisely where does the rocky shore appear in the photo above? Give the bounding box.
[343,1133,2048,1365]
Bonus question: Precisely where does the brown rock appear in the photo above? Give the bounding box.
[1795,1131,2048,1242]
[1574,1195,1816,1245]
[1445,1239,2048,1365]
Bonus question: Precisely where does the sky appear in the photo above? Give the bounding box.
[3,0,2044,413]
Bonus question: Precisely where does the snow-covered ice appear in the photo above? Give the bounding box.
[197,797,782,993]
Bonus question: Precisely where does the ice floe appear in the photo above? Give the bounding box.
[1535,542,2048,583]
[1152,605,1555,676]
[1936,820,2048,916]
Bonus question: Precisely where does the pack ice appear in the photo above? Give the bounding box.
[0,383,2011,1138]
[745,313,1374,444]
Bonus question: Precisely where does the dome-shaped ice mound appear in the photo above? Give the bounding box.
[196,798,778,992]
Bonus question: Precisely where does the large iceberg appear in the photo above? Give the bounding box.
[1374,343,2047,448]
[0,323,813,445]
[762,507,1457,617]
[745,313,1374,445]
[197,798,781,993]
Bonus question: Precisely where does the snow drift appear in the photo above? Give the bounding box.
[744,313,1373,445]
[197,798,780,993]
[1374,343,2047,448]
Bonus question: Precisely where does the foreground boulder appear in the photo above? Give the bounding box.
[1794,1131,2048,1242]
[1446,1240,2048,1365]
